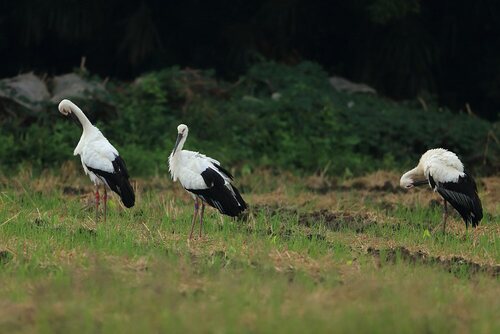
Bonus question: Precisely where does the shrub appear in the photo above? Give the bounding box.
[0,62,496,176]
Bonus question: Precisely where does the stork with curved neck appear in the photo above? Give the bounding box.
[63,100,92,131]
[58,99,135,222]
[400,148,483,233]
[168,124,247,239]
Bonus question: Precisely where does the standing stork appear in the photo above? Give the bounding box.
[168,124,247,239]
[400,148,482,233]
[58,99,135,222]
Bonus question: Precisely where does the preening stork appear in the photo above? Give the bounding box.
[168,124,247,239]
[58,99,135,222]
[400,148,483,232]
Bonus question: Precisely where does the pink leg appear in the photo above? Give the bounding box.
[103,188,108,223]
[199,202,205,238]
[189,198,200,239]
[95,186,100,223]
[442,199,448,234]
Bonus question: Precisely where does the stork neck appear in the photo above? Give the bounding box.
[178,135,187,152]
[69,101,93,132]
[405,166,424,180]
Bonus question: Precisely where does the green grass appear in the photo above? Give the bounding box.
[0,172,499,333]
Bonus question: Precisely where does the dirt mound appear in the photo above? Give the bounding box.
[367,246,500,278]
[252,205,377,233]
[297,209,377,233]
[305,171,406,194]
[62,186,88,195]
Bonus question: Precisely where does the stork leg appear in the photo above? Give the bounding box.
[442,199,448,234]
[189,198,200,240]
[103,188,108,223]
[199,202,205,238]
[95,186,100,223]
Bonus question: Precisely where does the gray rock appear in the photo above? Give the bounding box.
[329,76,376,94]
[0,73,50,111]
[51,73,107,103]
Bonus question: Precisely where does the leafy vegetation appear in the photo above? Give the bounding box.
[0,62,497,177]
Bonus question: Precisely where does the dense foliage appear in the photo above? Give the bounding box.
[0,62,497,176]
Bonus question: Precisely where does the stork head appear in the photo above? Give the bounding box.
[177,124,188,136]
[58,99,85,128]
[400,173,416,189]
[400,166,427,189]
[172,124,189,155]
[58,99,74,116]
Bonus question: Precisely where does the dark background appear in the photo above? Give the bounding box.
[1,0,499,120]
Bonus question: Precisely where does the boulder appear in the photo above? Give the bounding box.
[329,76,376,94]
[0,73,50,111]
[51,73,107,103]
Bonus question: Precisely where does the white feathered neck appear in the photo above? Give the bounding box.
[58,99,105,156]
[168,131,188,182]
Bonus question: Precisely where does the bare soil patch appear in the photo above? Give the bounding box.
[251,204,378,233]
[367,246,500,278]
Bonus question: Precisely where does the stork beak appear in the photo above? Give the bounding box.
[172,133,183,155]
[412,179,428,187]
[67,111,80,126]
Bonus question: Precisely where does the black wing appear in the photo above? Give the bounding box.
[86,155,135,208]
[186,167,246,217]
[212,163,234,180]
[429,172,483,227]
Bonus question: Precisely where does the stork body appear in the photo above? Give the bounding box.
[168,124,247,239]
[400,148,482,232]
[58,99,135,222]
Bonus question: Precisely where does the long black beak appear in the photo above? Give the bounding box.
[68,112,81,127]
[413,179,429,187]
[172,133,183,155]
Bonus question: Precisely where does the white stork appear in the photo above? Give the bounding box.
[400,148,483,232]
[58,99,135,222]
[168,124,247,239]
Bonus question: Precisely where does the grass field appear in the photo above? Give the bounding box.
[0,167,499,333]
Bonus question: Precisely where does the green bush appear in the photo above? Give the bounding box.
[0,62,497,176]
[332,92,496,172]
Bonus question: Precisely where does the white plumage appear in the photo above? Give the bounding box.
[77,128,118,184]
[169,124,247,239]
[58,99,135,222]
[411,148,464,184]
[400,148,483,231]
[170,150,224,190]
[400,149,464,190]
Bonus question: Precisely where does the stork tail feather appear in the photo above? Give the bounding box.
[188,184,247,217]
[86,156,135,208]
[117,178,135,208]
